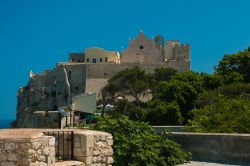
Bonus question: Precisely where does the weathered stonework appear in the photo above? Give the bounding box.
[73,130,113,166]
[0,129,113,166]
[0,130,55,166]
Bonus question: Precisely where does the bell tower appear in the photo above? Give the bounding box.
[154,35,165,59]
[154,35,164,48]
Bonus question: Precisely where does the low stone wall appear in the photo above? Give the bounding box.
[73,130,113,166]
[0,130,55,166]
[172,132,250,164]
[0,129,113,166]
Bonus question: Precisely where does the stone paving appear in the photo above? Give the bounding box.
[179,161,246,166]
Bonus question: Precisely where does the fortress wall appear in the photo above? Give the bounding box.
[86,61,190,79]
[85,62,190,96]
[85,78,108,97]
[174,44,190,61]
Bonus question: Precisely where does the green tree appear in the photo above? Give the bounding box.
[173,71,204,93]
[215,48,250,83]
[154,67,177,82]
[93,116,191,166]
[99,82,121,116]
[107,99,143,121]
[106,66,150,106]
[153,80,198,122]
[188,98,250,133]
[144,101,183,125]
[200,73,223,91]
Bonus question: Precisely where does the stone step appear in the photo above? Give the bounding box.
[55,160,84,166]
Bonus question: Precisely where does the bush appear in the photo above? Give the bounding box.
[144,101,183,125]
[93,116,191,166]
[107,99,144,121]
[188,98,250,133]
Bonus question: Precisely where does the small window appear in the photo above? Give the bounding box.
[104,72,107,76]
[100,58,102,62]
[92,58,96,63]
[105,57,108,62]
[86,58,89,62]
[139,45,144,50]
[72,58,75,62]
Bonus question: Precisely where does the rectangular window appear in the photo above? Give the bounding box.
[100,58,102,62]
[92,58,96,63]
[105,57,108,62]
[86,58,89,62]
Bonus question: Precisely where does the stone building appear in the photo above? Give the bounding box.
[16,31,190,128]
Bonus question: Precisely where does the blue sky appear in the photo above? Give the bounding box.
[0,0,250,121]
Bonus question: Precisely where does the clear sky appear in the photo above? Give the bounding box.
[0,0,250,121]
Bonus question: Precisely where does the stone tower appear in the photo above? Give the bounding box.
[154,35,165,60]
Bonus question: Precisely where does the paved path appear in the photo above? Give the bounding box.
[179,161,246,166]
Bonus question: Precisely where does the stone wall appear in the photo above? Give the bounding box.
[73,130,113,166]
[171,132,250,164]
[85,62,190,96]
[0,129,113,166]
[86,62,189,79]
[0,130,55,166]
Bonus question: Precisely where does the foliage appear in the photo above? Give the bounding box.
[195,83,250,108]
[107,99,144,121]
[216,83,250,99]
[93,116,191,166]
[200,73,223,91]
[149,67,177,93]
[100,82,121,115]
[215,49,250,83]
[104,66,150,106]
[187,98,250,133]
[144,101,183,125]
[173,71,204,93]
[153,67,177,82]
[153,80,198,122]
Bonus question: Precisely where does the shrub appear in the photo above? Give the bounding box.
[188,98,250,133]
[144,102,183,125]
[93,116,191,166]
